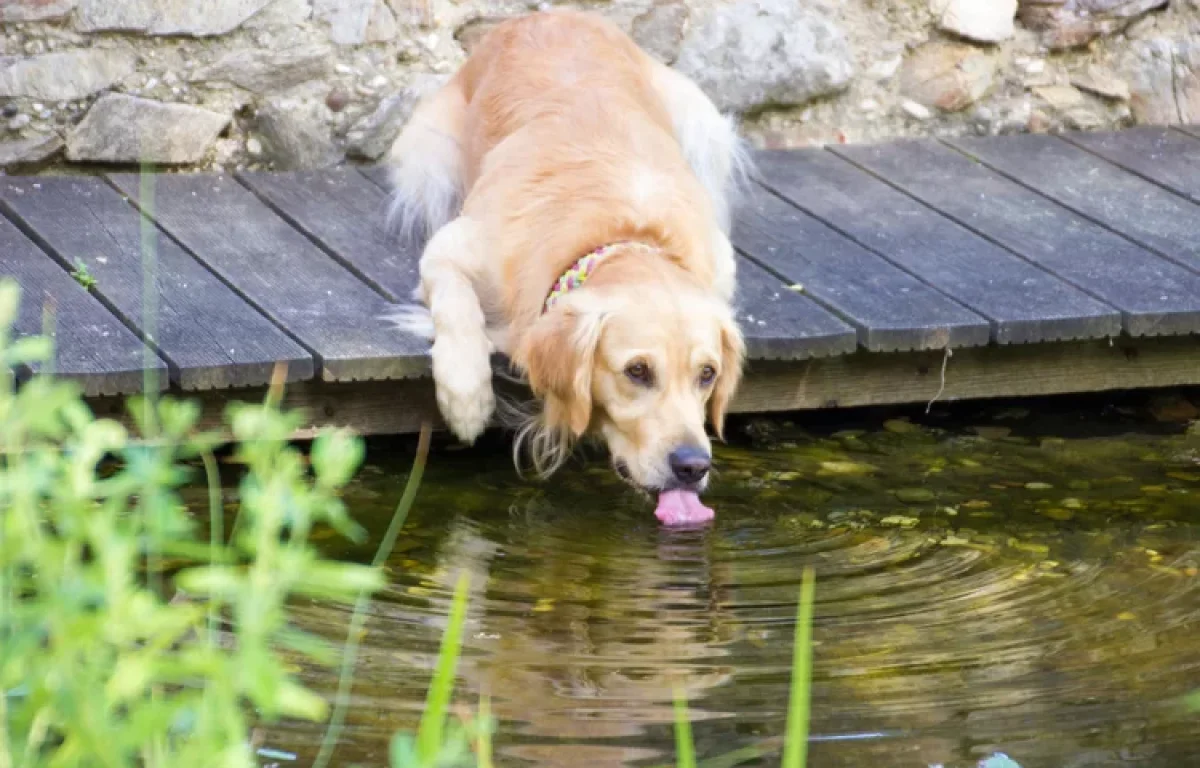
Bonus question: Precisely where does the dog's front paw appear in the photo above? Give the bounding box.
[431,336,495,444]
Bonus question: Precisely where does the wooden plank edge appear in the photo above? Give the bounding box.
[84,334,1200,439]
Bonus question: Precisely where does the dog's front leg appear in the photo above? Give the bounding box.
[419,216,495,443]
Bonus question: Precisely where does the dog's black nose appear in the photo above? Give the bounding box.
[669,447,711,485]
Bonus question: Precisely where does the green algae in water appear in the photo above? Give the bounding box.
[209,392,1200,768]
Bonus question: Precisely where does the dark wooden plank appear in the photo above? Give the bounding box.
[754,148,1120,345]
[733,184,990,352]
[358,164,390,191]
[0,176,313,390]
[1062,127,1200,205]
[107,172,429,381]
[237,169,419,302]
[946,133,1200,275]
[0,216,164,396]
[833,139,1200,339]
[731,256,856,359]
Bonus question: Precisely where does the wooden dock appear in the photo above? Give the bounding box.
[3,126,1200,437]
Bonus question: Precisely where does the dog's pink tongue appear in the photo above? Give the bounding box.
[655,489,714,526]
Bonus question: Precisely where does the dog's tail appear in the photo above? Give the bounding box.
[385,77,468,248]
[648,60,754,235]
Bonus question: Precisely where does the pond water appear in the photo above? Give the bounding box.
[246,392,1199,768]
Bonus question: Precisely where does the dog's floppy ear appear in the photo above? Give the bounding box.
[515,305,607,438]
[709,312,745,440]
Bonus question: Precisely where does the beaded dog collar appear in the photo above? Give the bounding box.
[543,241,657,312]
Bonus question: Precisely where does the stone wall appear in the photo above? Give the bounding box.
[0,0,1197,172]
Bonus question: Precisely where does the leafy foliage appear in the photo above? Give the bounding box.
[0,280,382,768]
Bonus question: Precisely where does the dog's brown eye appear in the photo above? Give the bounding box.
[625,361,652,385]
[699,365,717,386]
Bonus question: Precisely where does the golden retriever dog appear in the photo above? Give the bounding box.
[384,10,749,525]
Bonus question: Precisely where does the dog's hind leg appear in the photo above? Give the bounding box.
[648,61,752,236]
[385,76,468,251]
[417,216,495,444]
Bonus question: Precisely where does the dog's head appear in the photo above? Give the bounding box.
[514,267,745,496]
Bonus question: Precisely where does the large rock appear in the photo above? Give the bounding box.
[345,73,448,160]
[0,49,136,102]
[1123,37,1200,124]
[632,0,689,64]
[899,41,996,112]
[313,0,396,45]
[674,0,854,113]
[76,0,273,35]
[67,94,230,164]
[1017,0,1168,50]
[255,98,340,169]
[0,134,63,168]
[932,0,1017,43]
[0,0,76,22]
[191,44,332,93]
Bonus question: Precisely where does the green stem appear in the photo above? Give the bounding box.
[782,566,816,768]
[312,422,433,768]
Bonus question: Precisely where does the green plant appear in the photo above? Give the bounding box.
[0,279,383,768]
[389,572,495,768]
[68,260,95,290]
[667,566,817,768]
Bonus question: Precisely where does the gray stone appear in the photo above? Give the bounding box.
[899,41,996,112]
[674,0,854,113]
[1123,36,1200,124]
[313,0,392,45]
[1017,0,1168,50]
[632,0,689,64]
[0,0,76,22]
[66,94,230,164]
[76,0,274,36]
[0,133,62,167]
[345,73,447,160]
[191,44,332,93]
[932,0,1016,43]
[1071,65,1130,101]
[256,97,340,169]
[366,0,398,43]
[0,49,136,102]
[243,0,312,27]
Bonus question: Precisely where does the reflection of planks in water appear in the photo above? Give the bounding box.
[3,128,1200,434]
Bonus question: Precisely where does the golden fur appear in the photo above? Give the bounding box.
[385,10,749,493]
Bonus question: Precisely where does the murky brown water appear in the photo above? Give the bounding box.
[243,392,1199,768]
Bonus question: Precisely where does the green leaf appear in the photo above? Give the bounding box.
[6,335,52,366]
[291,563,384,602]
[174,566,245,598]
[673,688,697,768]
[783,566,816,768]
[276,680,328,722]
[311,430,365,488]
[390,733,418,768]
[276,628,338,667]
[416,571,471,764]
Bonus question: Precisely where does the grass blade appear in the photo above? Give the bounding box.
[673,687,697,768]
[476,693,494,768]
[416,569,471,763]
[783,566,816,768]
